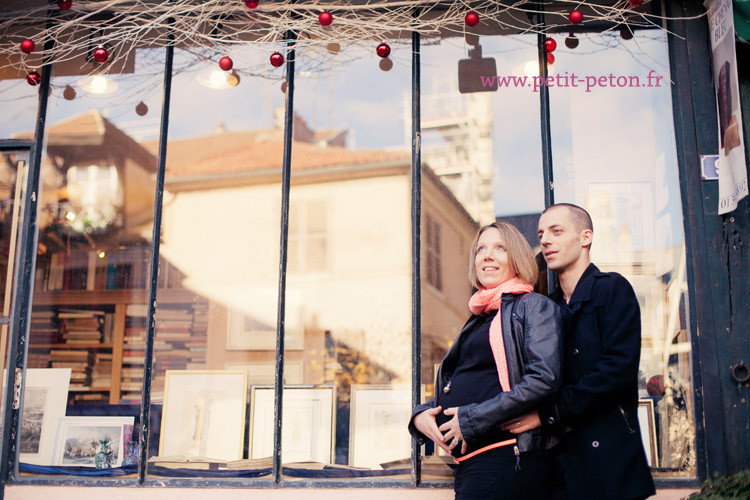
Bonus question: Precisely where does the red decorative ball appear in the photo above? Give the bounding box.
[547,53,555,65]
[376,42,390,58]
[219,56,233,71]
[57,0,72,9]
[318,11,333,26]
[270,51,284,67]
[465,12,480,27]
[136,102,149,116]
[544,37,557,53]
[569,9,583,25]
[629,0,643,6]
[245,0,259,8]
[20,39,35,54]
[647,375,665,397]
[26,71,42,86]
[93,46,109,63]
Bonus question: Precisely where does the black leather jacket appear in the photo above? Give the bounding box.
[409,292,563,454]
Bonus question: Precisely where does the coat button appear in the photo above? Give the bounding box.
[591,441,599,448]
[572,348,580,356]
[547,416,555,424]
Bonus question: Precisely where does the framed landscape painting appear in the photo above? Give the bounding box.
[52,416,134,467]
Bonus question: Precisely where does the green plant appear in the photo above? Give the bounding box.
[686,470,750,499]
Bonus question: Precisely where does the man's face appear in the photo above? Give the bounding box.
[537,206,590,273]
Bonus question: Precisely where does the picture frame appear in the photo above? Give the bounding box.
[2,368,71,465]
[638,398,659,467]
[159,370,247,461]
[249,385,335,464]
[52,416,134,467]
[349,385,414,469]
[225,361,304,385]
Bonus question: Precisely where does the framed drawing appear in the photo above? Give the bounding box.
[226,289,303,350]
[249,385,335,464]
[638,398,658,467]
[349,385,415,469]
[225,361,304,385]
[52,416,134,467]
[159,370,247,461]
[2,368,71,465]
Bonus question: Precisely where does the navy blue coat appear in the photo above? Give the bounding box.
[538,264,655,500]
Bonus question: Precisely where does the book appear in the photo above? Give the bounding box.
[148,455,228,470]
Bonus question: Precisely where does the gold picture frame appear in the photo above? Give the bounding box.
[638,398,658,467]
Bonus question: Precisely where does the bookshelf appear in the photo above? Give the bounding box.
[29,289,208,404]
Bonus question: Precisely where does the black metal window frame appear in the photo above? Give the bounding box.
[0,1,707,492]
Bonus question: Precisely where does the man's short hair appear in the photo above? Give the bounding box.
[542,203,593,233]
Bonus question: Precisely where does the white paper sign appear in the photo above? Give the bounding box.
[706,0,749,213]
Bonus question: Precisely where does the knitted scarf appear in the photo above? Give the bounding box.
[468,277,533,392]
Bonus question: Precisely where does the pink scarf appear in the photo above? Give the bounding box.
[468,277,533,392]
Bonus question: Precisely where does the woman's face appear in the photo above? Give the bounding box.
[475,227,516,289]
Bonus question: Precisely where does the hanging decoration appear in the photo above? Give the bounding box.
[93,46,109,63]
[376,42,390,58]
[465,12,480,27]
[20,39,35,54]
[547,53,554,65]
[620,25,634,40]
[245,0,259,9]
[135,101,149,116]
[568,10,583,25]
[379,58,393,71]
[629,0,644,6]
[544,37,557,53]
[219,56,234,71]
[270,51,284,67]
[565,33,579,49]
[57,0,72,10]
[318,11,333,26]
[26,71,41,86]
[63,84,76,100]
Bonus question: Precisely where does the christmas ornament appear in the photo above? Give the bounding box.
[219,56,233,71]
[135,101,148,116]
[245,0,259,8]
[327,42,340,55]
[379,57,393,72]
[63,84,76,100]
[376,42,390,58]
[465,12,479,27]
[620,25,634,40]
[318,11,333,26]
[547,53,555,65]
[227,69,240,87]
[93,46,109,63]
[281,81,288,93]
[647,375,665,397]
[565,33,579,49]
[568,9,583,25]
[20,39,35,54]
[57,0,72,9]
[270,51,284,67]
[629,0,643,6]
[26,71,41,86]
[544,37,557,53]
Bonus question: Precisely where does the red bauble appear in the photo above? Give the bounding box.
[465,12,480,27]
[219,56,233,71]
[20,39,35,54]
[547,53,555,65]
[544,37,557,53]
[26,71,42,86]
[568,9,583,25]
[376,42,390,58]
[57,0,72,9]
[270,51,284,67]
[318,11,333,26]
[647,375,665,397]
[93,46,109,63]
[245,0,259,8]
[136,102,149,116]
[629,0,643,6]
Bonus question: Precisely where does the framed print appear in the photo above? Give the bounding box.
[2,368,71,465]
[226,289,303,350]
[159,370,247,460]
[349,385,415,469]
[638,398,658,467]
[250,385,335,464]
[225,361,304,385]
[52,416,134,467]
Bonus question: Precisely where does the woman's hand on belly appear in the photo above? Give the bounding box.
[414,406,452,454]
[440,407,468,454]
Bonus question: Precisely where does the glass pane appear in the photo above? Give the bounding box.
[549,30,695,477]
[22,47,165,471]
[419,32,543,479]
[277,40,412,479]
[149,47,283,479]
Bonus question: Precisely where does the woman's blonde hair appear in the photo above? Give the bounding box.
[468,222,538,289]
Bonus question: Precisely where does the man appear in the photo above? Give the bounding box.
[502,203,655,500]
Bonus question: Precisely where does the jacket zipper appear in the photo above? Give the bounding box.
[514,445,521,472]
[618,404,635,434]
